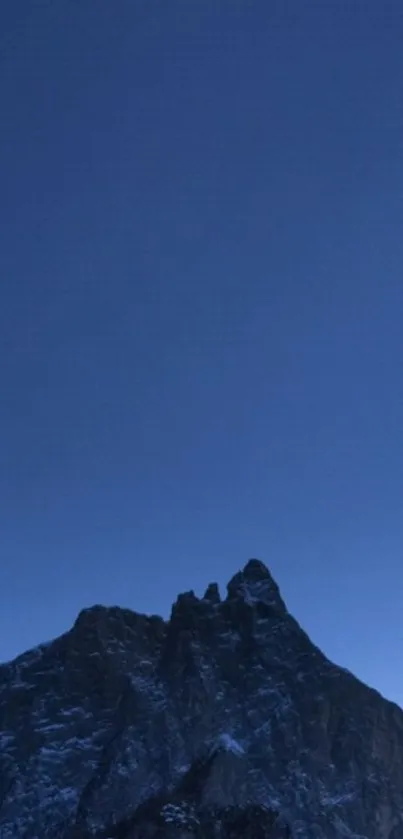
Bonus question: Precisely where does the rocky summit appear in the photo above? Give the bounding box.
[0,559,402,839]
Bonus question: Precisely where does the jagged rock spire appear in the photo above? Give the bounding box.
[203,582,221,604]
[226,559,287,614]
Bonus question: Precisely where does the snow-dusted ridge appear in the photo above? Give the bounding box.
[0,559,402,839]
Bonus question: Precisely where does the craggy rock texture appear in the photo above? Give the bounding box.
[0,560,402,838]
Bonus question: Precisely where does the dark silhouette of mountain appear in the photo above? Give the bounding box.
[1,559,402,838]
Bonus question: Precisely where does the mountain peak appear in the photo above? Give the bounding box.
[226,559,287,614]
[2,559,403,839]
[243,558,272,580]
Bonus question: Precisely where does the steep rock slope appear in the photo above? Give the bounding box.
[0,560,402,839]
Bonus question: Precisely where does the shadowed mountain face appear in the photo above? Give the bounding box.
[0,559,402,839]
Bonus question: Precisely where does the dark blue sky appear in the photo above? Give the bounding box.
[1,2,402,704]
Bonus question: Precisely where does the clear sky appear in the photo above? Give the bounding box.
[1,2,402,705]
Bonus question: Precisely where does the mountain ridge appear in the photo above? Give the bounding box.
[1,559,402,838]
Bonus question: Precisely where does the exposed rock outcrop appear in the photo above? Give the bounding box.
[0,559,402,838]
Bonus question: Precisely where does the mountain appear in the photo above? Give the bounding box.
[0,559,402,839]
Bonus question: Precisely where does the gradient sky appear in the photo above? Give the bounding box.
[1,2,402,705]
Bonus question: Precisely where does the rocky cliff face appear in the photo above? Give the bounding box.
[0,560,402,839]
